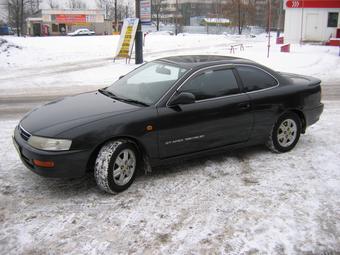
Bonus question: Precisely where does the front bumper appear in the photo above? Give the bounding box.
[13,126,92,178]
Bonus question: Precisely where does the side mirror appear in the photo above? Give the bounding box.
[169,92,195,106]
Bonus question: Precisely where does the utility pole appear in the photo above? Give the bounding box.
[135,0,143,64]
[20,0,23,36]
[238,0,241,35]
[175,0,178,35]
[114,0,118,32]
[300,0,304,44]
[276,0,283,38]
[267,0,271,58]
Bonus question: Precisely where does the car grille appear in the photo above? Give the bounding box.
[19,125,31,141]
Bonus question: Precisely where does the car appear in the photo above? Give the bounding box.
[13,55,324,194]
[0,25,14,35]
[67,28,95,36]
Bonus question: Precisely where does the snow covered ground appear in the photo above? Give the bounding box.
[1,33,339,97]
[0,33,339,254]
[0,101,339,254]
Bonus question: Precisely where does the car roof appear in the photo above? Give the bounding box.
[156,55,257,69]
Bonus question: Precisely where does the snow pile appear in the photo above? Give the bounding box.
[0,35,119,69]
[0,38,21,55]
[0,101,339,254]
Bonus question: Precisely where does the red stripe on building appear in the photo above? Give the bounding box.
[55,15,86,23]
[286,0,340,8]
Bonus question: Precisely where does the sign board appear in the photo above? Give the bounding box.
[51,14,102,24]
[286,0,340,8]
[54,14,86,23]
[140,0,152,24]
[115,18,139,60]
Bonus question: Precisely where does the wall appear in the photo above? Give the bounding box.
[284,8,340,43]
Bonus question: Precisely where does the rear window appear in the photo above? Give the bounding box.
[237,66,278,92]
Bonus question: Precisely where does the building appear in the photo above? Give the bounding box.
[284,0,340,43]
[161,0,229,26]
[26,9,112,36]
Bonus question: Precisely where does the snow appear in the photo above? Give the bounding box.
[1,33,339,97]
[0,101,340,254]
[0,32,340,254]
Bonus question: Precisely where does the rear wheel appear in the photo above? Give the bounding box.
[266,112,301,153]
[94,140,138,194]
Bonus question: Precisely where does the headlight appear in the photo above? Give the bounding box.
[28,136,72,151]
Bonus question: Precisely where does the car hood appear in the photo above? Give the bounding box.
[20,91,140,137]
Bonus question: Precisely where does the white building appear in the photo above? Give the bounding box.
[26,9,108,36]
[284,0,340,43]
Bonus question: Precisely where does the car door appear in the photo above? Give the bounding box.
[157,66,253,158]
[235,65,280,142]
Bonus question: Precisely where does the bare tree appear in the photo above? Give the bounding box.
[152,0,167,31]
[8,0,42,36]
[8,0,19,36]
[27,0,41,14]
[96,0,131,30]
[8,0,29,36]
[223,0,256,34]
[67,0,87,9]
[47,0,59,9]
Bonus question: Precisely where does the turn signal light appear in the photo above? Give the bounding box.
[33,160,55,168]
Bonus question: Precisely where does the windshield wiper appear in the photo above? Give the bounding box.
[98,88,118,99]
[98,89,149,106]
[118,98,149,107]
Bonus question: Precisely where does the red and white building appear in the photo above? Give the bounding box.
[284,0,340,43]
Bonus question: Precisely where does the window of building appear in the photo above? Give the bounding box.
[52,24,59,33]
[180,69,240,101]
[327,12,339,27]
[236,66,278,92]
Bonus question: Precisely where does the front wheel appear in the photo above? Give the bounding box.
[94,140,138,194]
[266,112,302,153]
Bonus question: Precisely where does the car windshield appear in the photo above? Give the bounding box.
[105,62,188,105]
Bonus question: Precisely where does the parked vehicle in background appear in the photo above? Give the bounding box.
[67,28,95,36]
[0,25,14,35]
[13,56,324,194]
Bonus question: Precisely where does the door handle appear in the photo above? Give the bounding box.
[238,102,250,110]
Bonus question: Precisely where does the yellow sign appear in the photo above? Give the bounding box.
[115,18,139,60]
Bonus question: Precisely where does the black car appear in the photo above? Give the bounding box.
[13,56,324,193]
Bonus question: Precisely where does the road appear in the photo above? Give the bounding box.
[0,82,339,118]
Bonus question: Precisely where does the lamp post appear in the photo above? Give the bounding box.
[175,0,178,35]
[114,0,118,32]
[135,0,143,64]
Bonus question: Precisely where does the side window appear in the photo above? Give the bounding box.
[237,66,277,92]
[180,69,240,100]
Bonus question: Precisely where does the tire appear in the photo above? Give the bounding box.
[266,112,302,153]
[94,140,139,194]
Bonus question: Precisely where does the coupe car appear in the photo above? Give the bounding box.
[13,56,324,193]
